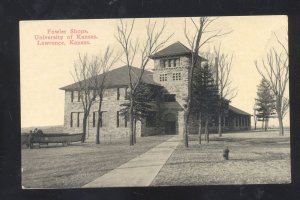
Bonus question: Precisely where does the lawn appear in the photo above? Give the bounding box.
[21,135,172,188]
[151,130,291,186]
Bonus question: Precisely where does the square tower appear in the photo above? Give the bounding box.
[150,41,193,107]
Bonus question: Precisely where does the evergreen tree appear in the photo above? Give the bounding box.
[192,63,220,143]
[120,82,160,143]
[255,78,276,131]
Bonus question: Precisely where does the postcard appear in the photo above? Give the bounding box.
[20,16,290,189]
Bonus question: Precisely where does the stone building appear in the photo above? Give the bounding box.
[60,42,251,141]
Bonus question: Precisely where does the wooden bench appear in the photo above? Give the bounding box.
[23,133,83,149]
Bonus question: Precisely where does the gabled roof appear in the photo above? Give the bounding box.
[149,41,192,59]
[229,105,252,116]
[60,66,160,90]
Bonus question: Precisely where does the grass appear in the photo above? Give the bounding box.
[151,131,291,186]
[21,135,172,188]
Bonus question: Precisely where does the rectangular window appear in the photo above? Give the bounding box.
[125,87,129,100]
[77,91,81,102]
[163,94,176,102]
[117,88,120,100]
[100,111,107,127]
[160,60,165,68]
[159,74,168,82]
[172,60,176,68]
[93,111,107,127]
[116,111,120,127]
[77,112,80,127]
[176,58,180,67]
[146,112,157,127]
[162,58,179,68]
[93,112,97,127]
[164,60,169,68]
[71,91,74,102]
[172,73,182,81]
[70,112,74,127]
[117,111,127,127]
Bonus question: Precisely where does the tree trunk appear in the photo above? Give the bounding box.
[278,111,284,136]
[184,112,189,147]
[129,100,134,146]
[96,100,103,144]
[82,113,88,143]
[205,118,209,143]
[198,112,202,144]
[133,117,137,144]
[183,19,203,147]
[218,114,222,137]
[264,118,268,132]
[96,112,101,144]
[261,117,264,130]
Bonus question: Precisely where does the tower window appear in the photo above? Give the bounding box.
[159,74,168,82]
[172,73,182,81]
[162,58,180,68]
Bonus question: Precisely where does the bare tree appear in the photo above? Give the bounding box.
[72,54,96,142]
[253,101,258,130]
[115,19,172,145]
[213,45,238,137]
[255,42,289,135]
[183,17,232,147]
[89,47,120,144]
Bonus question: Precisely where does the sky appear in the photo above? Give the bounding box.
[20,15,289,128]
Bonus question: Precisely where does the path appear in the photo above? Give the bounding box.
[83,135,180,187]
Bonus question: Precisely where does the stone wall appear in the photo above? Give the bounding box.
[152,56,190,135]
[63,87,140,141]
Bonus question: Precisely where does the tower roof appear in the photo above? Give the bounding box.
[149,41,192,59]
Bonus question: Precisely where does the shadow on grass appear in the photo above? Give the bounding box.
[166,155,289,166]
[188,137,289,148]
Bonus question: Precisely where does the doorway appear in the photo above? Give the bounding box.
[165,121,176,135]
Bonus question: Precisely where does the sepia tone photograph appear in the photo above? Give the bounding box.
[20,16,290,189]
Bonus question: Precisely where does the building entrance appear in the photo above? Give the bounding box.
[165,121,176,135]
[164,113,177,135]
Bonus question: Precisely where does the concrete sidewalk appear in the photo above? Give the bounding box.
[83,135,180,187]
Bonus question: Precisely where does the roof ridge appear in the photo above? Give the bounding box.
[176,41,191,52]
[60,65,157,90]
